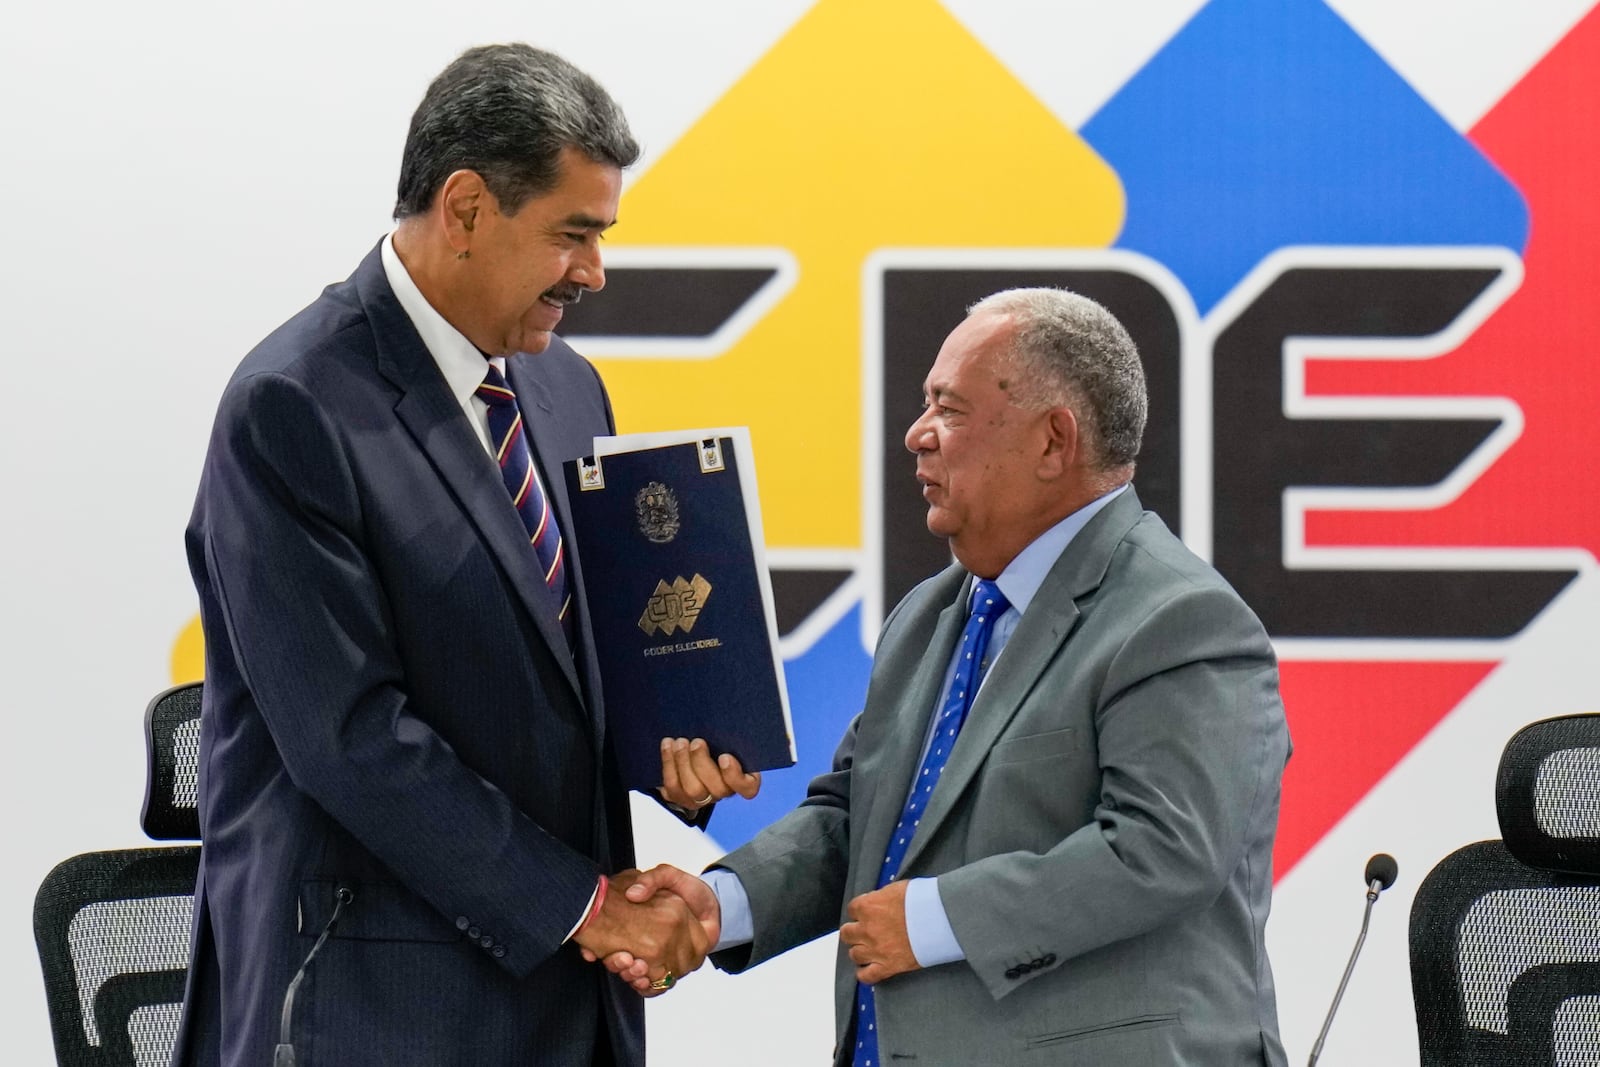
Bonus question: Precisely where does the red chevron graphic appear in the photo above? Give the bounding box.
[1273,8,1600,879]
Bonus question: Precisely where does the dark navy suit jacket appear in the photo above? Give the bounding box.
[172,244,643,1066]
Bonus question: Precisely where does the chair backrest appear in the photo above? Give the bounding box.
[1410,712,1600,1066]
[33,846,201,1067]
[1498,714,1600,876]
[142,682,202,841]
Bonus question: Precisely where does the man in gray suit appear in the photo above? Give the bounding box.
[613,288,1291,1064]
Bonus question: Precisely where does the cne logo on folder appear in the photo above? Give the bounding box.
[639,575,713,638]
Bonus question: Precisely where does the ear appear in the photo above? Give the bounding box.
[437,169,487,256]
[1037,405,1079,479]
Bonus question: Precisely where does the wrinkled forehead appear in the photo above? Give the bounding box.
[926,311,1016,388]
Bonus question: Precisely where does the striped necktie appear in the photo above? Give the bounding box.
[853,578,1009,1067]
[476,365,574,648]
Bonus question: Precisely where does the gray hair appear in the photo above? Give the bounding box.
[969,287,1147,470]
[393,43,640,219]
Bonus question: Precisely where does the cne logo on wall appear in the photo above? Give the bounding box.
[560,0,1600,865]
[174,0,1600,875]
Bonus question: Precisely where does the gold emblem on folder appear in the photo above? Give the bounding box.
[639,574,712,636]
[635,481,680,543]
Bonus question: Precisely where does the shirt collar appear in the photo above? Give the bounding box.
[380,232,503,402]
[986,484,1128,615]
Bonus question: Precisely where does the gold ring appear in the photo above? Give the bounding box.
[649,970,676,991]
[695,793,715,807]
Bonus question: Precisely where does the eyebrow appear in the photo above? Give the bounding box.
[926,383,969,406]
[561,212,616,231]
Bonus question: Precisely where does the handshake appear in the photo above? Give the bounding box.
[570,736,753,995]
[573,863,720,997]
[571,736,924,996]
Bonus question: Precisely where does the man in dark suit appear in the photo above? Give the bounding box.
[174,43,753,1067]
[616,288,1291,1064]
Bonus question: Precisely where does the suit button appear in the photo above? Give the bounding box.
[1041,954,1057,966]
[468,926,481,939]
[1030,957,1047,968]
[480,935,494,948]
[1004,967,1021,980]
[456,916,470,931]
[493,946,506,958]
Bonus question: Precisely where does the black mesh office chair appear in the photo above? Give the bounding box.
[1411,713,1600,1065]
[141,681,203,841]
[34,682,205,1065]
[34,846,201,1066]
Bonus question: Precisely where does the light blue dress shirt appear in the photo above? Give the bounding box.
[705,485,1127,965]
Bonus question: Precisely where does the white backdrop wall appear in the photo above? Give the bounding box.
[4,2,1599,1063]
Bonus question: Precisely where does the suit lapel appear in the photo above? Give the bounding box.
[896,490,1146,875]
[850,571,968,897]
[354,247,583,702]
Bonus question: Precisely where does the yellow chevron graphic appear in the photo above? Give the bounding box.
[594,0,1123,549]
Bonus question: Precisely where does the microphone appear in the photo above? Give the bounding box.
[273,886,354,1067]
[1364,853,1397,899]
[1306,854,1397,1066]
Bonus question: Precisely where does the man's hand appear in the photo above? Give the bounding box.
[572,872,709,988]
[585,865,722,996]
[841,880,920,985]
[657,737,761,811]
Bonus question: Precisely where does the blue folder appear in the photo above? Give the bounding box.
[563,432,796,792]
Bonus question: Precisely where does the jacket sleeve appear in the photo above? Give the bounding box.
[708,712,860,973]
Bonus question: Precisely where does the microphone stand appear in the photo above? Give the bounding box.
[274,886,353,1067]
[1307,878,1381,1066]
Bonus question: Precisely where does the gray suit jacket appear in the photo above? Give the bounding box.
[714,489,1290,1065]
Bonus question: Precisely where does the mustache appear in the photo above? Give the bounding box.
[542,283,585,306]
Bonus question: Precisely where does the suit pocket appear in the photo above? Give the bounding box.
[298,879,460,944]
[1026,1012,1179,1048]
[968,727,1094,857]
[988,727,1080,767]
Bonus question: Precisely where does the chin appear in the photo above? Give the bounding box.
[515,330,555,355]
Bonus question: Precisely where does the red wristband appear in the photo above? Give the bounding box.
[575,875,608,937]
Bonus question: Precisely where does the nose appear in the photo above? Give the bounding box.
[571,242,605,292]
[905,408,934,454]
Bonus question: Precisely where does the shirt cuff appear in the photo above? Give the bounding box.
[562,879,602,943]
[905,877,965,967]
[703,867,754,951]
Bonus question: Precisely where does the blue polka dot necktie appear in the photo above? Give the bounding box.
[476,365,574,649]
[853,578,1010,1067]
